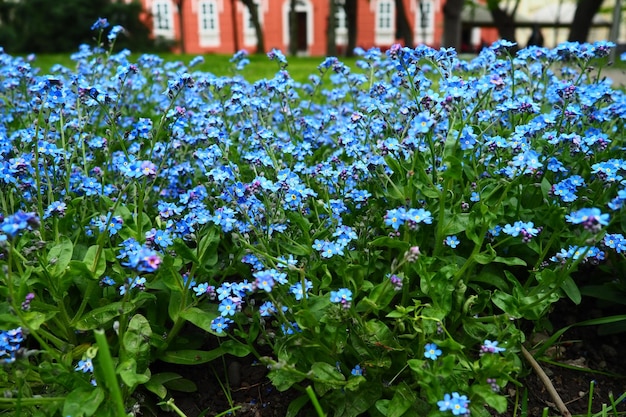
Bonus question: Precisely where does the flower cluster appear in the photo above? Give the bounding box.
[438,392,470,416]
[0,327,24,364]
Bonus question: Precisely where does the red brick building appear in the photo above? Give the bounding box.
[140,0,496,55]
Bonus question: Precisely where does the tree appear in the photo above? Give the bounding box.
[343,0,357,56]
[395,0,414,47]
[486,0,519,47]
[172,0,186,53]
[240,0,265,53]
[0,0,154,54]
[327,0,338,56]
[441,0,464,49]
[568,0,605,42]
[288,0,298,55]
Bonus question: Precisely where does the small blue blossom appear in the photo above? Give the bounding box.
[330,288,352,307]
[565,207,609,231]
[424,343,442,360]
[444,235,460,248]
[438,392,470,415]
[211,316,233,334]
[351,364,363,376]
[218,297,239,317]
[75,358,94,373]
[480,340,506,354]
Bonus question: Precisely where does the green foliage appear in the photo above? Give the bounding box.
[0,0,156,54]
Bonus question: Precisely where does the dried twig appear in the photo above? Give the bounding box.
[521,345,572,417]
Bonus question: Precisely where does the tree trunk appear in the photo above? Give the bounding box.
[327,0,337,56]
[394,0,413,47]
[344,0,357,56]
[231,0,240,52]
[288,0,298,55]
[486,0,519,49]
[568,0,604,42]
[240,0,265,53]
[174,0,186,53]
[488,7,517,44]
[442,0,463,49]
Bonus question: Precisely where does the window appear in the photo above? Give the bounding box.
[153,0,174,39]
[198,0,221,46]
[335,0,347,45]
[414,0,434,44]
[375,0,395,44]
[242,1,262,47]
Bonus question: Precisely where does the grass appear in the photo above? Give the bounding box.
[27,51,360,84]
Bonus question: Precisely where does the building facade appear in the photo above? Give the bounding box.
[140,0,496,55]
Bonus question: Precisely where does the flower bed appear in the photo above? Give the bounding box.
[1,20,625,417]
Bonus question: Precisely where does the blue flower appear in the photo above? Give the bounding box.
[258,301,276,317]
[424,343,442,360]
[384,208,406,230]
[481,340,506,354]
[289,281,312,300]
[404,208,433,225]
[75,358,94,373]
[254,271,275,292]
[444,235,460,248]
[450,393,470,415]
[330,288,352,306]
[565,207,609,230]
[218,297,238,317]
[0,211,39,238]
[351,364,363,376]
[0,327,24,364]
[91,17,109,31]
[211,316,233,334]
[438,392,470,415]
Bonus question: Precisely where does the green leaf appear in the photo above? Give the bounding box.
[123,314,152,372]
[279,242,312,256]
[83,245,106,279]
[179,307,219,334]
[117,358,150,390]
[144,372,184,399]
[164,377,198,392]
[442,213,469,236]
[493,256,527,266]
[267,367,306,391]
[48,236,73,279]
[63,386,105,417]
[158,346,245,365]
[442,155,463,180]
[74,302,133,331]
[198,226,220,267]
[172,239,199,263]
[560,276,581,305]
[311,362,345,385]
[388,382,417,417]
[286,395,310,417]
[219,340,252,357]
[471,385,507,413]
[168,291,183,322]
[369,236,411,251]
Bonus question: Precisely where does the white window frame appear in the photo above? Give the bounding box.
[414,0,434,45]
[242,0,263,47]
[152,0,175,39]
[335,0,348,45]
[374,0,395,44]
[198,0,221,47]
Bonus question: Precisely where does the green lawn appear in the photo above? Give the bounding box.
[28,51,361,84]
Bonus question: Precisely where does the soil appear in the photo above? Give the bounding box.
[146,297,626,417]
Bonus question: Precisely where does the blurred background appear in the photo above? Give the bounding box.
[0,0,622,57]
